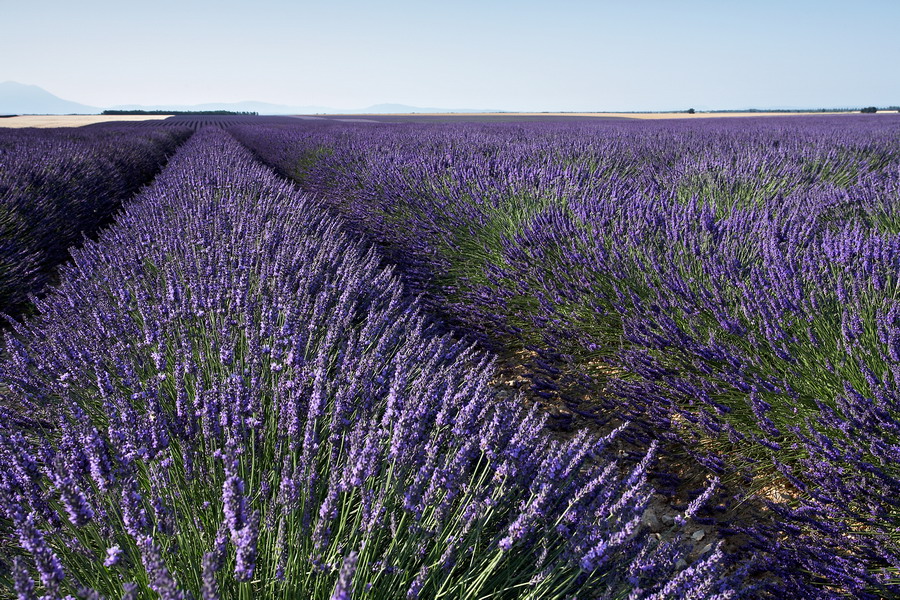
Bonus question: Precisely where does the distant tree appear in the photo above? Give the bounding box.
[860,106,878,113]
[687,108,695,114]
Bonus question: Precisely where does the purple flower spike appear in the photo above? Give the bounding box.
[103,545,123,568]
[16,514,65,597]
[11,556,36,600]
[138,535,187,600]
[330,550,359,600]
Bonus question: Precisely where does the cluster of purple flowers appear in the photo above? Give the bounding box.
[232,115,900,597]
[0,128,727,598]
[0,125,191,315]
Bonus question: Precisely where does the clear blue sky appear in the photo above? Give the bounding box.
[3,0,898,111]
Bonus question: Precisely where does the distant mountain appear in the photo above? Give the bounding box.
[0,82,101,115]
[108,101,334,115]
[0,82,498,115]
[345,103,497,114]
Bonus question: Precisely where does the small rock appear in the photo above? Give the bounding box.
[675,558,688,570]
[549,407,573,419]
[547,408,574,431]
[691,529,705,542]
[661,514,675,526]
[700,543,714,555]
[641,508,662,532]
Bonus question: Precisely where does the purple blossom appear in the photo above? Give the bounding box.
[53,474,94,527]
[16,514,65,597]
[201,550,223,600]
[330,550,358,600]
[104,545,123,567]
[121,485,149,538]
[0,123,781,599]
[406,565,428,599]
[11,556,36,600]
[138,535,187,600]
[121,582,139,600]
[676,477,720,526]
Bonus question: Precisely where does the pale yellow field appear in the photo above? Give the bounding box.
[0,115,173,128]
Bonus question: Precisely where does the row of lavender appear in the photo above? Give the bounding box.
[231,115,900,596]
[0,126,192,316]
[0,129,732,598]
[86,115,302,130]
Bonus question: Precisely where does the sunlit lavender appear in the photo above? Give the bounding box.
[2,112,899,599]
[234,114,900,597]
[0,128,728,599]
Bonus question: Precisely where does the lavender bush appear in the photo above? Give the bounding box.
[0,126,191,315]
[0,129,728,599]
[232,116,900,596]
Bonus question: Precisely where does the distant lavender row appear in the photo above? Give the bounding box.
[231,115,900,596]
[0,129,729,599]
[86,114,303,130]
[0,126,191,315]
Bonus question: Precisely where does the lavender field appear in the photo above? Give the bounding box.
[1,114,899,599]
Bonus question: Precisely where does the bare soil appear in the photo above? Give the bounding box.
[490,348,796,571]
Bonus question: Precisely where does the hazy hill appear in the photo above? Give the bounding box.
[0,82,495,115]
[346,103,495,114]
[0,82,101,115]
[108,100,333,115]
